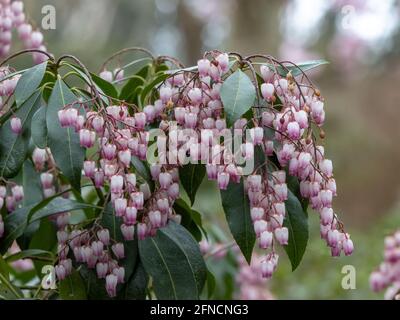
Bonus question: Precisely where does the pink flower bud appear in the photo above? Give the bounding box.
[278,78,288,92]
[10,117,22,134]
[110,175,124,194]
[274,227,289,245]
[112,243,125,259]
[149,210,162,228]
[273,183,287,201]
[320,207,333,225]
[261,261,274,279]
[159,86,172,103]
[55,264,66,281]
[250,207,264,222]
[287,121,301,140]
[58,244,69,260]
[17,23,31,40]
[96,262,108,278]
[294,110,308,129]
[319,189,333,207]
[30,31,43,47]
[83,161,96,178]
[130,192,144,209]
[137,223,147,240]
[105,274,118,297]
[168,183,179,199]
[11,185,23,202]
[97,229,110,245]
[254,220,268,237]
[343,238,354,256]
[241,142,254,160]
[250,127,264,145]
[113,266,125,284]
[369,272,385,292]
[121,224,135,241]
[40,172,53,189]
[327,229,340,247]
[174,107,186,124]
[118,149,131,167]
[150,164,161,181]
[157,198,169,214]
[319,159,333,177]
[297,152,312,169]
[92,115,104,133]
[206,164,218,180]
[6,195,16,212]
[94,169,105,188]
[261,83,275,100]
[102,143,117,160]
[114,198,127,217]
[159,172,172,189]
[188,88,202,105]
[259,231,273,249]
[217,172,230,190]
[198,59,211,77]
[99,70,113,82]
[260,65,273,82]
[79,129,96,148]
[143,104,156,122]
[216,53,229,73]
[184,112,198,129]
[134,112,146,130]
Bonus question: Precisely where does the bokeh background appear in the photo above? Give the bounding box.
[15,0,400,299]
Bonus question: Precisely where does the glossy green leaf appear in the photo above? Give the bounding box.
[4,249,53,263]
[140,73,169,105]
[283,190,309,271]
[0,92,41,178]
[220,69,256,127]
[46,77,85,190]
[139,221,206,300]
[266,59,329,78]
[119,75,145,101]
[131,156,154,190]
[59,270,87,300]
[124,262,148,299]
[179,164,205,206]
[31,106,48,148]
[22,159,43,206]
[173,198,203,241]
[220,179,255,264]
[14,61,47,106]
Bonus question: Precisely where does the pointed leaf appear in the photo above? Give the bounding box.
[46,77,85,190]
[283,190,309,271]
[267,59,329,78]
[125,262,148,299]
[31,106,48,148]
[14,61,47,106]
[179,164,205,205]
[59,270,87,300]
[220,69,256,127]
[0,92,41,178]
[220,179,255,263]
[139,221,206,300]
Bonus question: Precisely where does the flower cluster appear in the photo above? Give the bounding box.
[0,183,24,216]
[0,0,47,63]
[370,230,400,300]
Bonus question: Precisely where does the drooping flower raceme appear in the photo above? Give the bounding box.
[370,230,400,300]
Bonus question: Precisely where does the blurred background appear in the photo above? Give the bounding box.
[15,0,400,299]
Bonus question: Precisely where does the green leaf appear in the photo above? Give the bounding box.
[283,190,309,271]
[22,159,43,206]
[267,59,329,78]
[31,106,48,148]
[179,164,205,206]
[79,265,109,300]
[46,77,85,190]
[59,270,87,300]
[125,262,148,299]
[131,156,154,190]
[140,73,169,105]
[14,61,48,106]
[173,199,203,241]
[220,179,255,264]
[4,249,53,263]
[0,205,33,254]
[119,75,145,101]
[29,198,97,222]
[0,256,23,299]
[139,221,206,300]
[220,69,256,127]
[0,92,41,178]
[206,269,216,299]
